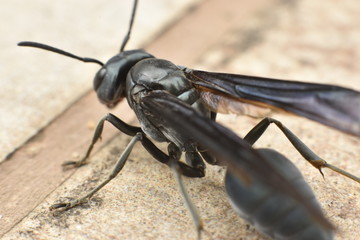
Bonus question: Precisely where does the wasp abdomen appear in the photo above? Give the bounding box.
[225,148,333,240]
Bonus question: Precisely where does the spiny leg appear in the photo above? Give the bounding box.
[63,113,142,168]
[244,117,360,183]
[64,110,205,176]
[167,143,203,240]
[52,132,205,210]
[51,132,143,210]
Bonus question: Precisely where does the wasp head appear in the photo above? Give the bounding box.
[93,49,153,108]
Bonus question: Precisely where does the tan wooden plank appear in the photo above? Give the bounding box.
[0,92,136,236]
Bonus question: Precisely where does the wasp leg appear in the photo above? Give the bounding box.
[140,136,205,178]
[64,112,206,177]
[168,143,203,240]
[52,127,204,210]
[63,113,142,168]
[244,117,360,183]
[51,132,143,210]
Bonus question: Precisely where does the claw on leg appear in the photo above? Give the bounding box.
[61,157,87,168]
[50,198,88,211]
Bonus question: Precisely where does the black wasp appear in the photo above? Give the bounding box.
[19,0,360,239]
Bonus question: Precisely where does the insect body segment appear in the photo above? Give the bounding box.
[126,58,211,146]
[94,49,153,108]
[225,149,333,240]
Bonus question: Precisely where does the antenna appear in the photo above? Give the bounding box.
[17,41,104,66]
[119,0,138,52]
[18,0,139,60]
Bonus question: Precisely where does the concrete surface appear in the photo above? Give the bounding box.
[0,0,202,162]
[1,0,359,239]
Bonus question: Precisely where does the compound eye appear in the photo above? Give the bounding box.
[93,68,107,90]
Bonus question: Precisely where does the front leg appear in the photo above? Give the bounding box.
[51,132,144,210]
[52,124,205,211]
[63,113,141,168]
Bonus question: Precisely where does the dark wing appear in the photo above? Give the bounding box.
[185,70,360,136]
[140,90,333,230]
